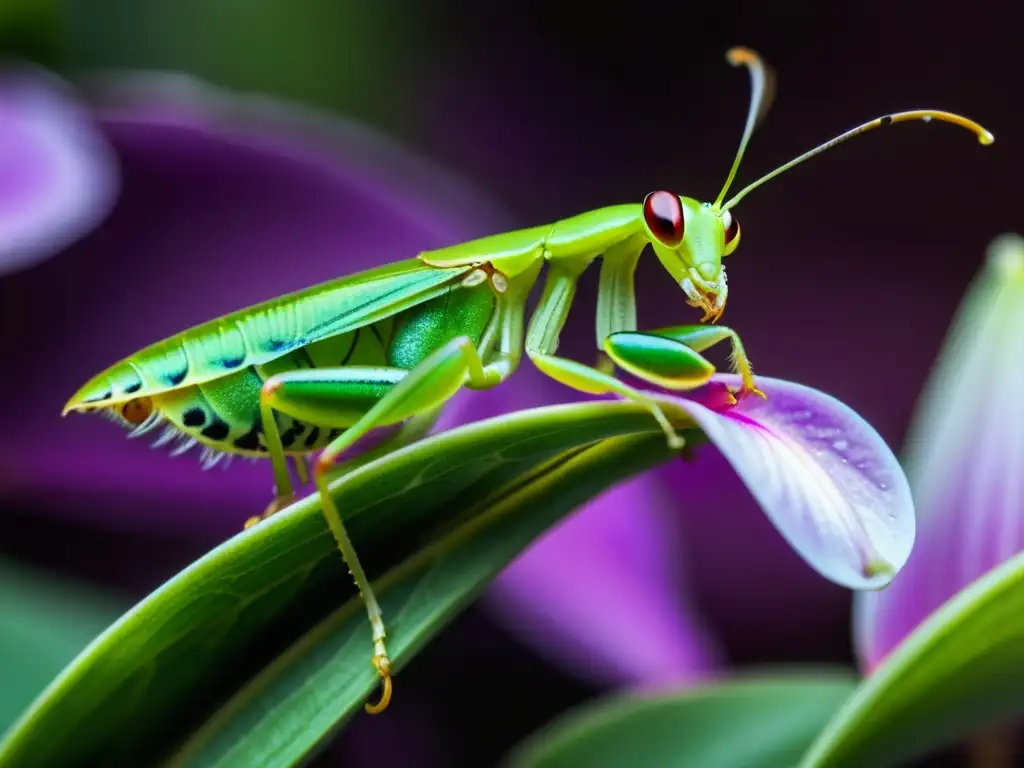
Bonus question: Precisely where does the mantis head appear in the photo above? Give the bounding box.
[640,46,995,324]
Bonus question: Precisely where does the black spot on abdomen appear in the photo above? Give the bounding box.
[183,408,206,427]
[166,366,188,386]
[234,428,261,451]
[201,419,230,441]
[83,389,112,404]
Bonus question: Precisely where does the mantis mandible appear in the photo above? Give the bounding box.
[63,47,993,714]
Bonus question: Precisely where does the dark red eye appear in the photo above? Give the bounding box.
[643,190,684,247]
[722,209,740,244]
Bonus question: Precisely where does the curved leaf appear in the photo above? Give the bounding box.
[168,433,669,767]
[506,672,858,768]
[0,401,681,768]
[801,548,1024,767]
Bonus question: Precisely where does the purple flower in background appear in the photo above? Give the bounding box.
[0,69,511,536]
[0,63,118,276]
[853,234,1024,673]
[485,470,722,689]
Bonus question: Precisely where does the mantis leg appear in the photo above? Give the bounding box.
[256,336,505,715]
[529,352,686,449]
[320,404,444,485]
[243,405,444,528]
[525,258,686,449]
[605,324,766,400]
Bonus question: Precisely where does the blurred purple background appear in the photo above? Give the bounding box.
[0,2,1020,766]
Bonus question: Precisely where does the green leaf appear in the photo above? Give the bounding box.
[801,548,1024,767]
[0,401,681,768]
[0,560,124,734]
[506,672,858,768]
[169,430,670,767]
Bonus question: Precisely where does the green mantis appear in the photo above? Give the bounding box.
[63,47,993,715]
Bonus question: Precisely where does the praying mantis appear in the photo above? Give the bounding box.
[63,47,993,715]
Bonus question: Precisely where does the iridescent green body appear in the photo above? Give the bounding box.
[62,47,993,716]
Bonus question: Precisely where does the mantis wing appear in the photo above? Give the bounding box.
[66,258,476,408]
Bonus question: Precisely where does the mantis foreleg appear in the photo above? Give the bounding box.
[605,324,765,399]
[526,247,763,442]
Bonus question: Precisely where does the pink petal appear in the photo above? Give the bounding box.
[854,235,1024,672]
[667,375,915,591]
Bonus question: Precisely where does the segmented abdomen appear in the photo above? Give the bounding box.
[152,317,395,457]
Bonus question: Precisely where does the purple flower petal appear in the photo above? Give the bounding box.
[0,63,118,275]
[666,375,915,590]
[0,73,509,536]
[854,235,1024,672]
[477,366,911,688]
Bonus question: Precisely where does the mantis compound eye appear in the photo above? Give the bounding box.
[121,396,154,425]
[722,209,741,255]
[643,190,685,247]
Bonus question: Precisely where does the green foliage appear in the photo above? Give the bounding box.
[0,560,124,735]
[509,548,1024,768]
[5,401,1024,767]
[507,673,858,768]
[801,548,1024,767]
[0,401,680,767]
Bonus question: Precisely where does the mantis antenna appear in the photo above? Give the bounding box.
[722,110,994,211]
[711,47,995,212]
[712,47,777,209]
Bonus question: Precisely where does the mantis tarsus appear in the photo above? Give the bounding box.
[63,47,994,714]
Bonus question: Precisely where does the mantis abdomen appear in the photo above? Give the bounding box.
[125,282,497,464]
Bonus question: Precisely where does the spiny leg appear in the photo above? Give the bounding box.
[243,456,308,529]
[243,412,299,530]
[260,337,505,714]
[293,455,311,485]
[606,324,765,400]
